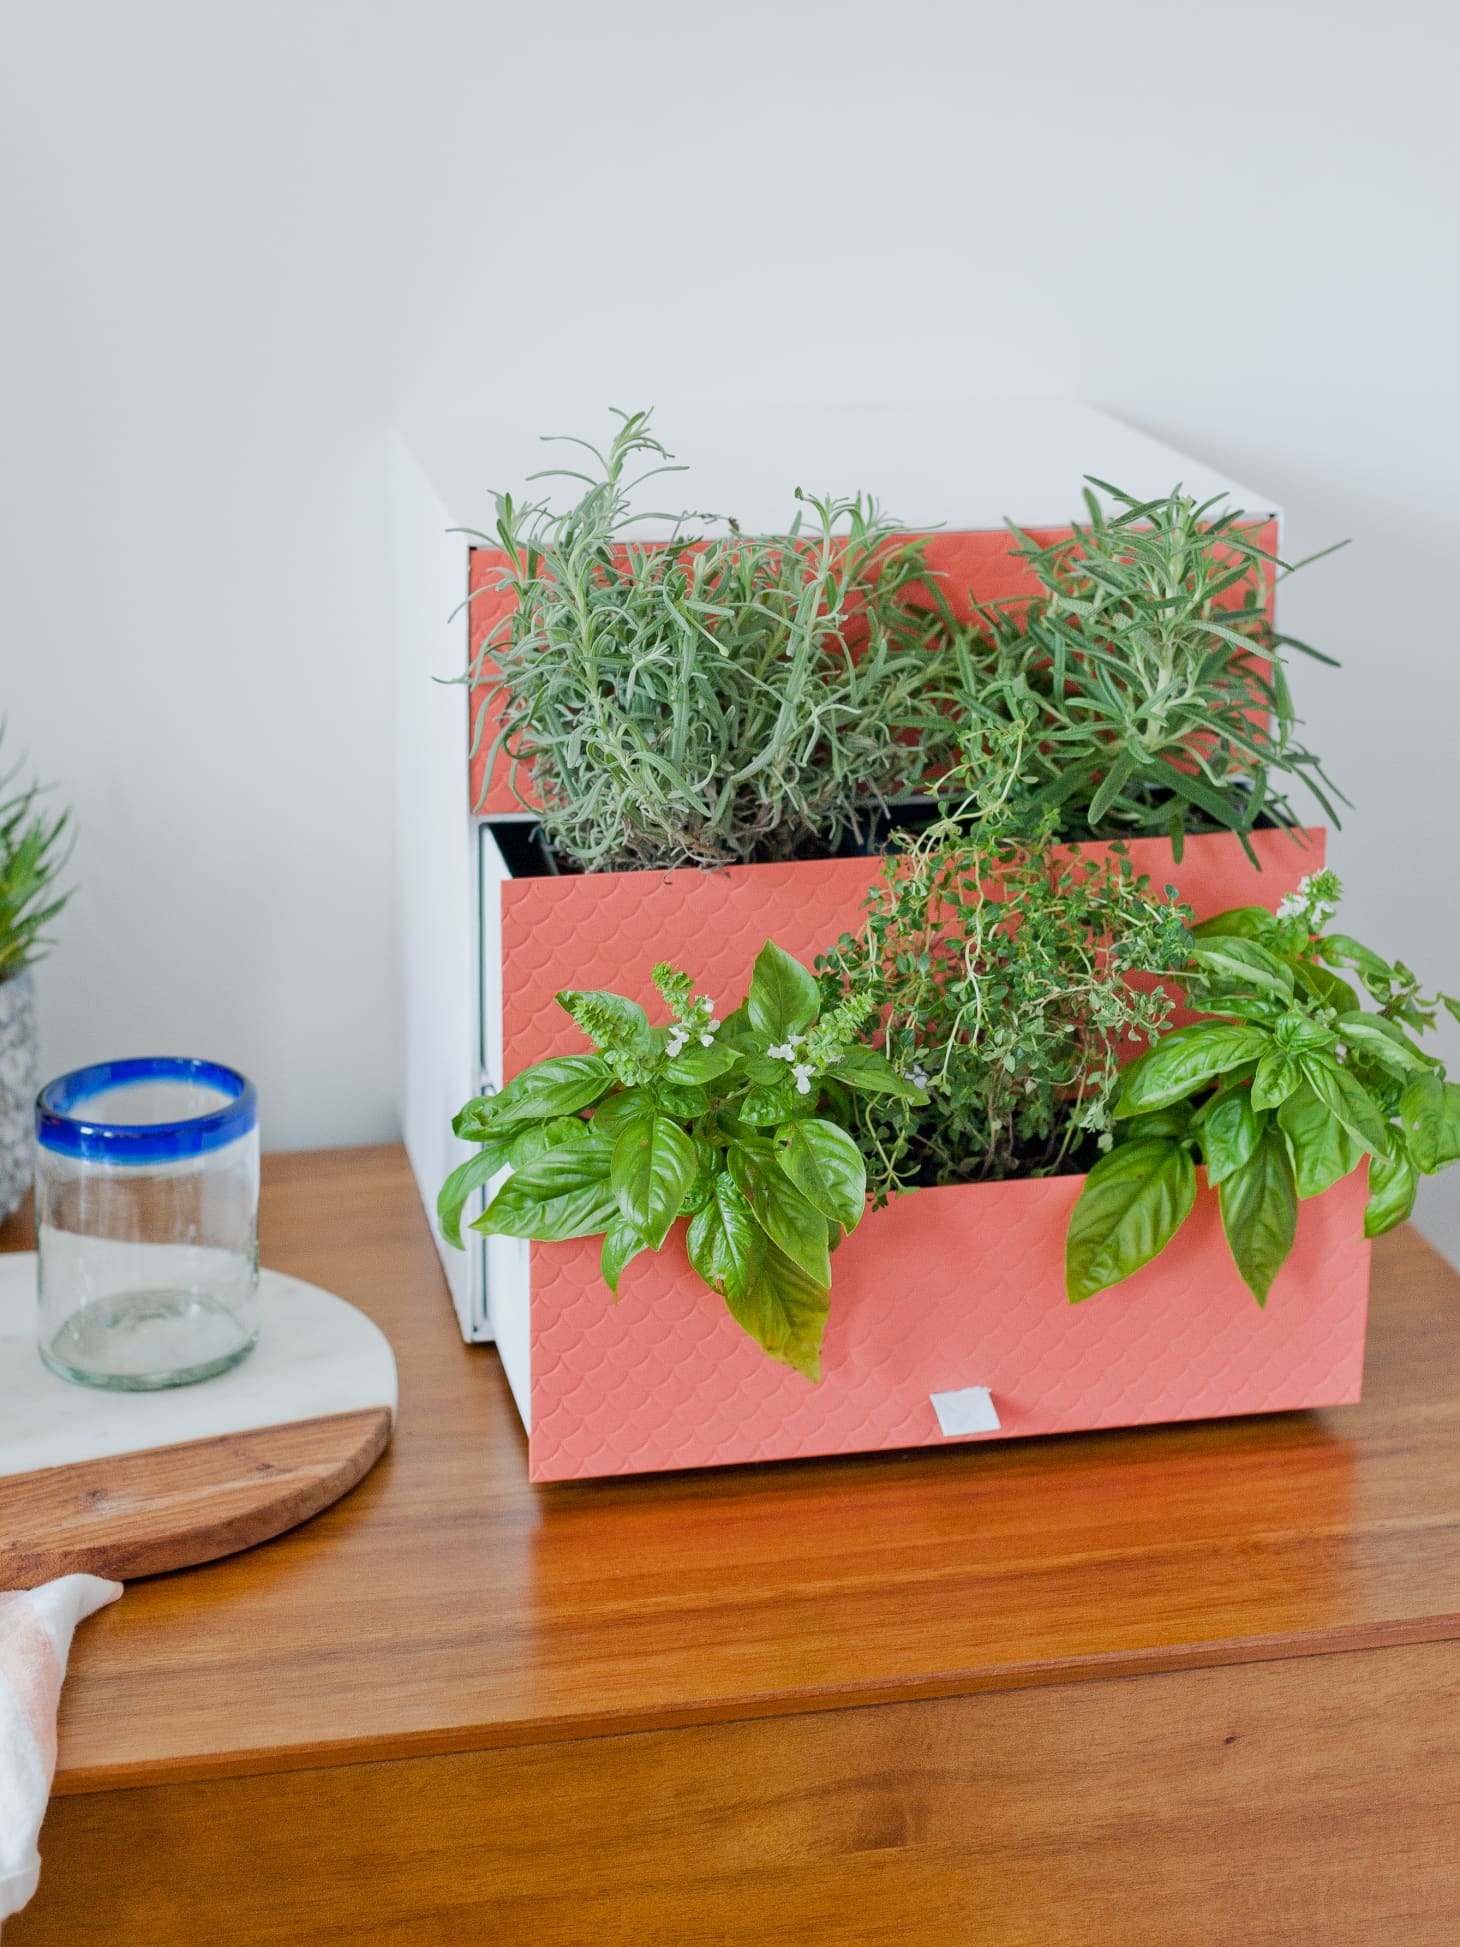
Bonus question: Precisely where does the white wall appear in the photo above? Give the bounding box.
[3,0,1458,1251]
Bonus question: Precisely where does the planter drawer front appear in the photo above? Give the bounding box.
[469,522,1280,816]
[499,830,1324,1084]
[527,1170,1370,1481]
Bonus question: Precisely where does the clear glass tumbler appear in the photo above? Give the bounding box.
[35,1057,260,1390]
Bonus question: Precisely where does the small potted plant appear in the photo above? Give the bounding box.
[1,730,73,1223]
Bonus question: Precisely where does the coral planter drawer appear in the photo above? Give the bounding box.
[472,822,1351,1479]
[519,1167,1370,1482]
[487,826,1325,1085]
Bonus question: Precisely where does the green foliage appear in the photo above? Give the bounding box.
[466,409,957,872]
[817,764,1194,1204]
[0,727,74,981]
[440,941,927,1380]
[1066,870,1460,1304]
[925,481,1345,859]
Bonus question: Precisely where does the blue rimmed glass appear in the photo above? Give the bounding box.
[35,1058,260,1390]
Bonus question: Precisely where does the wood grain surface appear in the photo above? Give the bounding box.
[3,1146,1459,1798]
[0,1408,392,1586]
[13,1638,1460,1946]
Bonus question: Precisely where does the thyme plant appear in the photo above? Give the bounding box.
[1,728,73,982]
[466,410,956,872]
[930,482,1345,859]
[818,748,1194,1203]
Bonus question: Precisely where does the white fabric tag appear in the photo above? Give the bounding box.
[930,1386,1001,1436]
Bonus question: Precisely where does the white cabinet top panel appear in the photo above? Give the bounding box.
[401,396,1278,540]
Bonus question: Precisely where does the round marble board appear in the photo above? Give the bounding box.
[0,1255,397,1588]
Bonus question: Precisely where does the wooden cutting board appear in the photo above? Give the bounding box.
[0,1257,397,1587]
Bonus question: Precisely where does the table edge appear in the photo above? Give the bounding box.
[53,1608,1460,1798]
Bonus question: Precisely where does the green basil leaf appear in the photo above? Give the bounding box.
[505,1116,592,1167]
[1399,1072,1460,1174]
[473,1137,617,1242]
[724,1237,831,1382]
[657,1082,710,1119]
[678,1137,720,1215]
[601,1219,648,1295]
[1365,1146,1420,1237]
[1271,1012,1337,1055]
[686,1172,761,1301]
[1120,1104,1193,1142]
[740,1054,787,1086]
[554,989,653,1055]
[738,1077,801,1125]
[663,1041,739,1085]
[1115,1023,1270,1115]
[1300,1053,1390,1155]
[437,1138,515,1249]
[828,1046,930,1101]
[473,1054,614,1130]
[1200,1085,1265,1186]
[610,1112,698,1250]
[775,1118,867,1231]
[588,1087,653,1136]
[1251,1049,1302,1113]
[1065,1138,1197,1302]
[746,940,820,1041]
[1192,937,1295,999]
[451,1095,524,1144]
[1218,1127,1298,1306]
[712,1003,759,1051]
[1276,1081,1365,1199]
[727,1143,832,1286]
[1192,907,1272,941]
[1291,958,1360,1014]
[1320,933,1393,982]
[1337,1012,1428,1077]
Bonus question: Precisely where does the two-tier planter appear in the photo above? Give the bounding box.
[392,407,1369,1480]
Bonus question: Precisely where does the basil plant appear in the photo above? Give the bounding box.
[1067,871,1460,1306]
[440,943,927,1379]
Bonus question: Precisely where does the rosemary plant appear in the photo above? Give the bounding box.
[466,411,956,872]
[932,481,1345,860]
[1,728,73,982]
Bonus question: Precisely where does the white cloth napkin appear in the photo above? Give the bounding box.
[0,1574,121,1923]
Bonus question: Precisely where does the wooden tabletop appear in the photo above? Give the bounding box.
[5,1144,1459,1797]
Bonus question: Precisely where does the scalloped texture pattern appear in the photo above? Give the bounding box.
[527,1168,1371,1482]
[468,522,1279,814]
[491,827,1351,1481]
[500,826,1324,1082]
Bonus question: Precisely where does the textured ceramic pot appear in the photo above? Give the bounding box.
[0,969,38,1224]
